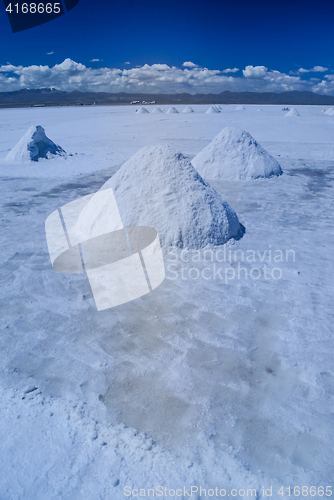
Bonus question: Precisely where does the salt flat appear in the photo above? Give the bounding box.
[0,104,333,499]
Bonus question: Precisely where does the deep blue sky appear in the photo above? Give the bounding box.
[1,0,333,72]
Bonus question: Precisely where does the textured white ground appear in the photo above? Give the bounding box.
[0,104,334,499]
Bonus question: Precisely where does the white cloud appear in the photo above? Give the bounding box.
[298,66,328,73]
[0,64,22,73]
[311,74,334,94]
[222,68,239,73]
[313,66,328,72]
[182,61,198,68]
[240,65,305,92]
[125,62,130,65]
[90,59,103,62]
[243,65,268,79]
[0,58,332,95]
[47,51,54,55]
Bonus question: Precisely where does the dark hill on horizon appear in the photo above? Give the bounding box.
[1,88,334,107]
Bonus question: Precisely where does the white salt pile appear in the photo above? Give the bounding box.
[182,106,194,113]
[192,127,282,181]
[5,125,65,162]
[257,108,263,112]
[285,108,300,116]
[324,107,334,116]
[152,107,165,114]
[235,105,246,111]
[166,107,179,114]
[75,146,244,249]
[205,106,220,114]
[136,107,149,114]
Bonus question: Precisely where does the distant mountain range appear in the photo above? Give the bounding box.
[1,88,334,107]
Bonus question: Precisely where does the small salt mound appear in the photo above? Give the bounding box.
[324,107,334,115]
[75,146,244,249]
[152,107,164,114]
[166,107,179,114]
[257,108,263,112]
[235,105,246,111]
[285,108,300,116]
[191,127,282,181]
[5,125,65,162]
[205,106,220,114]
[136,107,149,114]
[182,106,194,113]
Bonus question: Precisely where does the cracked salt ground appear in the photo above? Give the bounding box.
[0,104,334,499]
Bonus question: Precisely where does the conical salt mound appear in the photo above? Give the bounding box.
[235,105,246,111]
[285,108,300,116]
[76,146,244,249]
[5,125,65,162]
[151,107,164,114]
[205,106,220,114]
[166,107,179,114]
[191,127,282,181]
[136,107,149,114]
[324,107,334,115]
[182,106,194,113]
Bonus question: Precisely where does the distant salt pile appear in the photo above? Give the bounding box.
[166,107,179,114]
[152,107,164,114]
[76,146,244,249]
[205,106,220,114]
[324,107,334,116]
[257,108,263,112]
[192,127,282,181]
[235,105,246,111]
[285,108,300,116]
[182,106,194,113]
[5,125,65,162]
[136,107,149,114]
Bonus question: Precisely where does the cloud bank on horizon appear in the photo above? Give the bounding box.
[0,59,333,95]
